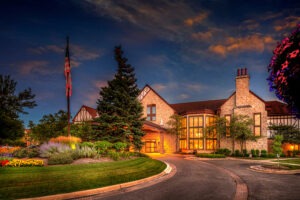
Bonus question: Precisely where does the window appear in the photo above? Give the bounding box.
[206,116,217,150]
[188,116,204,150]
[254,113,261,136]
[179,117,187,149]
[145,140,157,153]
[225,115,231,137]
[147,104,156,121]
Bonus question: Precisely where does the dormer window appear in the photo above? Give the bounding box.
[147,104,156,121]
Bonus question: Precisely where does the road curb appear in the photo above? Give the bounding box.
[249,165,300,174]
[21,162,174,200]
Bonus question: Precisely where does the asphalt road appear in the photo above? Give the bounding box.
[97,156,235,200]
[85,155,300,200]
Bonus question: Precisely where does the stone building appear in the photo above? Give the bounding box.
[73,68,299,154]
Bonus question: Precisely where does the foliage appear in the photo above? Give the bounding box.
[80,142,94,148]
[261,150,267,157]
[234,150,241,157]
[48,152,73,165]
[39,142,71,158]
[4,159,43,167]
[94,141,113,154]
[196,153,226,158]
[269,124,300,143]
[29,110,69,143]
[272,135,283,156]
[96,46,145,150]
[267,24,300,116]
[233,115,255,152]
[215,148,231,156]
[205,116,227,149]
[0,139,26,147]
[166,114,182,151]
[70,123,95,142]
[76,146,98,158]
[0,158,165,199]
[50,136,81,144]
[113,142,128,152]
[13,147,39,158]
[0,75,36,141]
[0,146,20,157]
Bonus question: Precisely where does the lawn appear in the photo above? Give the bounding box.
[0,157,166,199]
[276,158,300,165]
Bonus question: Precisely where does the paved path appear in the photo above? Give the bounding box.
[95,155,236,200]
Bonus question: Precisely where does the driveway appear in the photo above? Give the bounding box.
[82,155,300,200]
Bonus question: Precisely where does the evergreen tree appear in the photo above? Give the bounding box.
[96,46,145,150]
[0,75,36,142]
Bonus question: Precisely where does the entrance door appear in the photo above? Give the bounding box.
[145,140,157,153]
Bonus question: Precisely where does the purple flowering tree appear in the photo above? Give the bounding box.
[268,24,300,117]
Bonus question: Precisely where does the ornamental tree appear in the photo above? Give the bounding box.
[96,46,145,150]
[267,24,300,117]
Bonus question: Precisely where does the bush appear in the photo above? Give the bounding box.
[215,148,231,156]
[256,149,260,157]
[39,142,71,158]
[261,150,267,157]
[113,142,127,152]
[49,136,82,145]
[242,149,249,157]
[0,146,21,157]
[196,153,226,158]
[131,152,150,158]
[80,142,94,148]
[251,149,256,157]
[13,147,39,158]
[94,141,113,154]
[77,146,98,158]
[107,150,120,161]
[267,153,276,158]
[0,139,26,147]
[48,152,73,165]
[234,150,241,157]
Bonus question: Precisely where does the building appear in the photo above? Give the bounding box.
[73,68,299,154]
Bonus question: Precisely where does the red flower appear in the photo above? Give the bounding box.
[1,160,9,167]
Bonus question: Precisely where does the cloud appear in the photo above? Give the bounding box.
[192,31,213,41]
[184,12,209,27]
[28,45,64,54]
[19,60,54,75]
[209,34,276,57]
[82,80,108,106]
[273,16,300,32]
[152,83,167,92]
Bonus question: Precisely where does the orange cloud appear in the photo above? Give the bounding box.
[184,12,208,26]
[192,31,213,41]
[274,16,300,32]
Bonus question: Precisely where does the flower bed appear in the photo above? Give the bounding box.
[0,146,21,157]
[2,159,44,167]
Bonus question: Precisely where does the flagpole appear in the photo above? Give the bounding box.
[65,36,71,137]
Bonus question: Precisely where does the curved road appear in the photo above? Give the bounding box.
[80,155,300,200]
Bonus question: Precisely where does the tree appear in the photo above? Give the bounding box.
[267,24,300,117]
[166,114,182,152]
[269,124,300,144]
[0,75,36,142]
[272,135,283,167]
[70,122,95,142]
[96,46,145,150]
[29,110,68,143]
[228,115,254,154]
[205,116,227,150]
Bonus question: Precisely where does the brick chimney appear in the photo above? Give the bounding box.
[235,68,250,107]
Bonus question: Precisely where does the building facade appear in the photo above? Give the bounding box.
[73,68,299,154]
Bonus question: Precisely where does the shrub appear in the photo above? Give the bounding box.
[80,142,94,148]
[251,149,256,157]
[107,150,120,161]
[13,147,39,158]
[113,142,127,152]
[234,150,241,157]
[215,148,231,156]
[131,152,150,158]
[49,136,82,144]
[77,146,98,158]
[267,153,276,158]
[4,159,44,167]
[261,150,267,157]
[0,139,26,147]
[0,146,21,157]
[48,152,73,165]
[255,149,260,157]
[242,149,249,157]
[196,153,226,158]
[39,142,71,158]
[94,141,113,154]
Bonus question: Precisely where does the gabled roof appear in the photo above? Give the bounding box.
[72,105,98,122]
[265,101,293,116]
[170,99,227,115]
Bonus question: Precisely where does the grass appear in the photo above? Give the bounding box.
[0,157,166,199]
[196,153,226,158]
[275,158,300,165]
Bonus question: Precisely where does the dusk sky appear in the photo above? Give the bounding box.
[1,0,299,127]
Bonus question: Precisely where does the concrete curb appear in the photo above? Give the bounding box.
[21,162,174,200]
[249,165,300,174]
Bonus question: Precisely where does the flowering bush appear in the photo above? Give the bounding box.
[39,142,72,158]
[0,146,21,157]
[4,159,44,167]
[1,159,9,167]
[268,24,300,116]
[50,136,82,144]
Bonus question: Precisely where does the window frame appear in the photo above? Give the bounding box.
[146,104,156,121]
[253,113,261,136]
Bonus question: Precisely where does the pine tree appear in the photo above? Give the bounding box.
[96,46,145,150]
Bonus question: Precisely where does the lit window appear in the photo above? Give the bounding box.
[147,104,156,121]
[225,115,231,137]
[254,113,261,136]
[188,116,204,150]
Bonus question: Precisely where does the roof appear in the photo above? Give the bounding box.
[72,105,98,122]
[265,101,293,116]
[143,121,167,132]
[170,99,227,115]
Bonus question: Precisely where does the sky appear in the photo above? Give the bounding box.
[1,0,299,127]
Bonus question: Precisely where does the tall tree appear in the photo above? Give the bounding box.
[0,75,36,141]
[269,124,300,144]
[205,116,227,150]
[96,46,145,150]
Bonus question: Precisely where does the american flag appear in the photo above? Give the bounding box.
[64,37,72,97]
